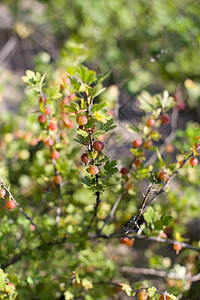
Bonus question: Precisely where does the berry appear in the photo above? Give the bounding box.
[173,243,182,254]
[159,172,168,181]
[165,144,174,153]
[144,140,153,149]
[133,139,142,148]
[119,237,134,247]
[120,167,129,175]
[0,188,6,199]
[44,107,51,115]
[39,96,47,103]
[81,153,90,164]
[54,175,62,185]
[146,118,155,127]
[43,137,54,147]
[76,115,88,126]
[49,122,58,131]
[159,295,171,300]
[88,165,99,175]
[93,141,104,152]
[6,199,16,210]
[51,151,60,160]
[64,119,74,129]
[189,157,198,167]
[137,289,148,300]
[134,158,142,168]
[125,180,134,190]
[160,114,170,125]
[38,115,46,124]
[177,101,185,110]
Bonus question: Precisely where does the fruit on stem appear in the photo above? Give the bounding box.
[88,165,99,175]
[189,157,198,167]
[38,115,46,124]
[81,153,90,164]
[76,115,88,126]
[93,141,104,152]
[133,139,142,148]
[160,114,170,125]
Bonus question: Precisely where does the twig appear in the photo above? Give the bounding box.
[121,266,200,282]
[1,182,44,241]
[0,36,18,64]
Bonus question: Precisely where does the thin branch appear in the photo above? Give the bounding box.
[121,266,200,282]
[0,36,18,64]
[1,182,44,241]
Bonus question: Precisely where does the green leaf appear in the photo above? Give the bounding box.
[120,283,132,296]
[161,215,174,227]
[93,130,105,137]
[82,278,93,289]
[75,65,96,85]
[126,124,140,133]
[156,148,164,166]
[104,160,118,175]
[65,102,80,113]
[144,206,154,224]
[96,119,116,132]
[147,287,157,297]
[92,102,108,112]
[0,269,7,291]
[89,85,106,99]
[47,86,62,100]
[64,291,74,300]
[69,76,81,91]
[77,129,89,138]
[96,70,111,84]
[94,111,111,123]
[73,134,90,145]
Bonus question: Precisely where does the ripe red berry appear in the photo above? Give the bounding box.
[146,118,156,127]
[144,140,153,149]
[159,172,168,181]
[49,122,58,131]
[38,115,46,124]
[133,139,142,148]
[93,141,104,152]
[160,114,170,125]
[76,115,88,126]
[119,237,134,247]
[120,167,129,175]
[44,107,51,115]
[88,165,99,175]
[51,150,60,160]
[0,188,6,199]
[43,137,54,147]
[81,153,90,164]
[189,157,198,167]
[6,199,16,210]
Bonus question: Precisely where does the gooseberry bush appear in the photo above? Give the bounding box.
[0,63,200,300]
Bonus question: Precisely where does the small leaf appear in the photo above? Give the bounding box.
[69,76,81,91]
[80,176,91,188]
[82,278,93,290]
[104,160,118,175]
[144,206,154,224]
[0,269,7,291]
[147,287,157,297]
[64,291,74,300]
[77,129,89,138]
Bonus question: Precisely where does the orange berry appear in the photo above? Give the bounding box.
[159,172,168,181]
[173,243,182,254]
[76,115,88,126]
[119,237,134,247]
[88,165,99,175]
[54,175,62,185]
[49,122,58,131]
[144,140,153,149]
[6,199,16,210]
[137,289,148,300]
[146,118,156,127]
[44,107,51,115]
[51,151,60,160]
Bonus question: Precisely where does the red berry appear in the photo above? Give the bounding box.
[6,199,16,210]
[93,141,104,152]
[54,175,62,185]
[189,157,198,167]
[76,115,88,126]
[39,96,47,103]
[120,167,129,175]
[43,137,54,147]
[134,158,142,168]
[81,153,90,164]
[88,165,99,175]
[146,118,155,127]
[49,122,58,131]
[119,237,134,247]
[160,114,170,125]
[159,172,168,181]
[51,150,60,160]
[0,188,6,199]
[144,140,153,149]
[173,243,182,254]
[159,295,171,300]
[64,119,74,129]
[44,107,51,115]
[177,101,185,110]
[133,139,142,148]
[137,290,148,300]
[38,115,46,124]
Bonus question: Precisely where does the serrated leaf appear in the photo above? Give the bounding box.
[47,86,62,100]
[104,160,118,175]
[73,134,90,145]
[93,130,105,137]
[94,111,111,123]
[96,119,116,132]
[96,70,111,84]
[80,176,91,188]
[147,287,157,297]
[65,102,80,113]
[144,206,154,224]
[82,278,93,289]
[0,269,7,291]
[69,76,81,91]
[92,102,108,112]
[77,129,89,138]
[75,65,96,85]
